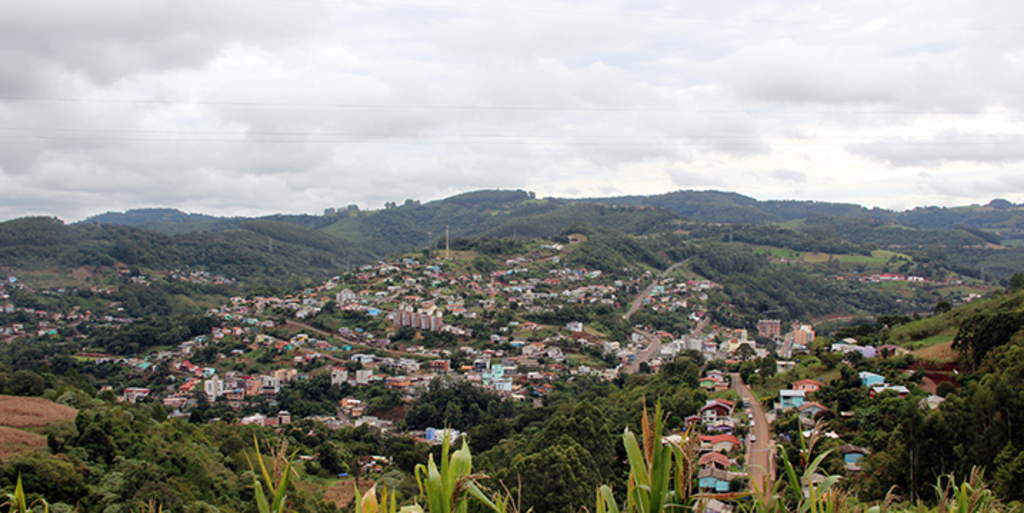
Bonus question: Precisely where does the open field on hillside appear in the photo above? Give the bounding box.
[322,216,366,243]
[912,341,957,362]
[756,247,908,271]
[0,395,77,428]
[0,426,46,458]
[321,478,377,508]
[901,333,955,351]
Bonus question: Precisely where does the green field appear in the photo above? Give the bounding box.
[321,216,365,243]
[755,246,908,271]
[901,333,955,351]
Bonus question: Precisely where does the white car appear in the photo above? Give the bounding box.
[750,434,757,443]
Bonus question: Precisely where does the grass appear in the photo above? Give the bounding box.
[901,333,955,351]
[321,217,366,243]
[754,247,910,273]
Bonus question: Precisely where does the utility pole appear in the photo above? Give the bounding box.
[445,225,450,260]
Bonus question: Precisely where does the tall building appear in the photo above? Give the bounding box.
[758,319,782,339]
[330,366,348,386]
[793,324,815,346]
[204,375,223,401]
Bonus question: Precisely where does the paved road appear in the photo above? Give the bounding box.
[620,259,692,374]
[731,373,773,494]
[622,259,689,321]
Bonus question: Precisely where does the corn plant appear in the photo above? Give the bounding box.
[413,435,506,513]
[932,468,1005,513]
[248,437,299,513]
[596,402,702,513]
[1,475,48,513]
[354,482,423,513]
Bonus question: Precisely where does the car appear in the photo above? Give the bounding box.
[750,434,757,443]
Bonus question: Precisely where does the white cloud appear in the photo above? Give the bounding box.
[4,0,1024,222]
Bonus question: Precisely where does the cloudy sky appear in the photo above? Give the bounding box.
[3,0,1024,222]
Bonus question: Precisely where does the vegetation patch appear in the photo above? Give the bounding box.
[0,395,77,428]
[0,425,46,458]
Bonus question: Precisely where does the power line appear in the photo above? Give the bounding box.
[263,0,1024,32]
[0,95,1019,116]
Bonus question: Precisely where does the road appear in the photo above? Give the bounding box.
[622,259,689,321]
[620,259,692,374]
[731,373,773,494]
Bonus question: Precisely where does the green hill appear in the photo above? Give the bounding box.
[0,216,370,285]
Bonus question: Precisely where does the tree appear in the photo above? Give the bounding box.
[952,308,1024,371]
[1009,273,1024,293]
[8,370,45,396]
[735,343,756,362]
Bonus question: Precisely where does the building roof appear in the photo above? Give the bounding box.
[839,444,871,455]
[700,434,741,445]
[798,401,828,413]
[699,452,731,467]
[792,379,822,388]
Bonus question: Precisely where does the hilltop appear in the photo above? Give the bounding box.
[46,189,1024,286]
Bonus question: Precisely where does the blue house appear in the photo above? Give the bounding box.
[840,444,871,470]
[698,468,731,492]
[859,371,885,387]
[778,389,806,410]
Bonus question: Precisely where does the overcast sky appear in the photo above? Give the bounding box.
[3,0,1024,222]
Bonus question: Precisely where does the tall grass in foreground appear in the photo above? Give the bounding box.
[2,476,48,513]
[743,423,1016,513]
[248,437,299,513]
[596,402,745,513]
[354,432,508,513]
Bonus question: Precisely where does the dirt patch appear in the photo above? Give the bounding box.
[0,396,77,428]
[71,267,95,281]
[372,405,407,423]
[912,341,957,363]
[0,426,46,458]
[323,478,376,508]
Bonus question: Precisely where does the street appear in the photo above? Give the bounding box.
[731,373,773,494]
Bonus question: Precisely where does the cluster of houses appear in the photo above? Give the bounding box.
[167,269,234,285]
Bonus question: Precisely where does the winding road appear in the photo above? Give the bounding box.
[731,373,773,494]
[620,259,692,374]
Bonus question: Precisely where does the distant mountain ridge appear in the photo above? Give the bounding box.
[80,208,221,226]
[0,188,1015,283]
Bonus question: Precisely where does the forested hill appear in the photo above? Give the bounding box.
[30,188,1024,281]
[0,216,370,285]
[75,189,1024,248]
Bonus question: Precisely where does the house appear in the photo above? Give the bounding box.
[791,379,822,393]
[331,367,348,386]
[123,387,151,404]
[700,399,735,421]
[684,414,703,427]
[920,394,945,410]
[699,452,731,471]
[859,372,885,387]
[699,377,721,391]
[699,434,741,453]
[869,384,910,398]
[778,390,806,410]
[878,344,910,357]
[840,444,871,471]
[797,402,828,424]
[706,369,725,381]
[698,468,731,492]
